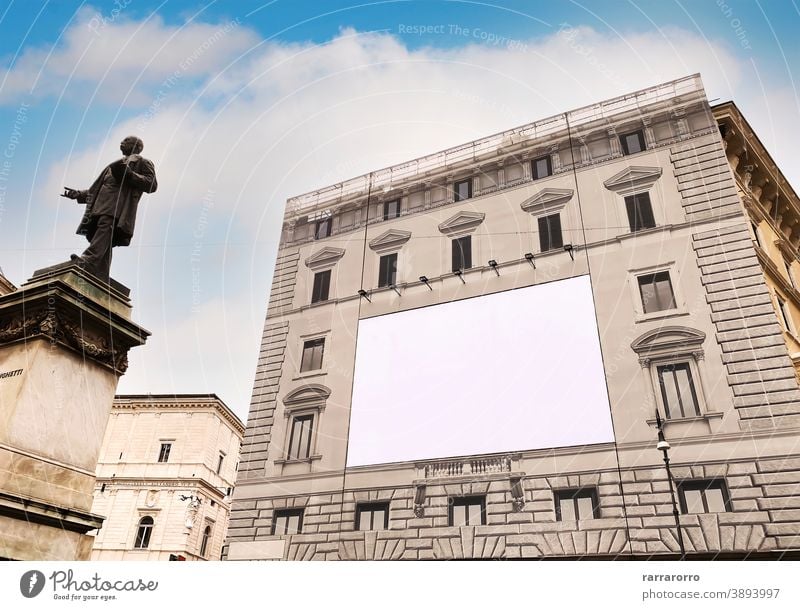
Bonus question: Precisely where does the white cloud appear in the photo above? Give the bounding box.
[9,15,799,420]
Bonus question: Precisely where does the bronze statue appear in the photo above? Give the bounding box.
[62,136,158,282]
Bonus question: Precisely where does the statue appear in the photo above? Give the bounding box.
[62,136,158,282]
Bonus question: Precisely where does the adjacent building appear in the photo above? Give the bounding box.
[91,394,244,560]
[714,102,800,376]
[227,74,800,560]
[0,268,14,296]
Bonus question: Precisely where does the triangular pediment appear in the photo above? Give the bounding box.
[369,229,412,252]
[304,247,345,270]
[631,326,705,356]
[438,211,486,236]
[284,384,331,405]
[520,188,574,216]
[604,166,663,195]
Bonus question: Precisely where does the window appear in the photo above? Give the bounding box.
[751,221,762,248]
[785,260,796,290]
[314,217,331,240]
[157,443,171,463]
[356,502,390,531]
[678,480,731,514]
[657,363,700,419]
[300,338,325,372]
[451,235,472,272]
[311,270,331,303]
[538,213,563,252]
[287,414,314,460]
[620,130,646,155]
[624,192,656,232]
[199,525,212,557]
[383,199,400,220]
[554,489,598,521]
[378,253,398,288]
[134,516,154,549]
[272,509,304,535]
[777,295,794,333]
[448,496,486,526]
[532,155,552,180]
[454,179,472,202]
[216,453,224,475]
[637,271,676,314]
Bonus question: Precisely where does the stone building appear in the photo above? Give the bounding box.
[226,74,800,560]
[714,102,800,376]
[91,394,244,560]
[0,268,15,295]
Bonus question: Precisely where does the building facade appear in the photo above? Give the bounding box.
[714,102,800,376]
[91,394,244,560]
[0,268,14,296]
[227,74,800,560]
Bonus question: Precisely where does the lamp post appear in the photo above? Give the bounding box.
[655,409,686,559]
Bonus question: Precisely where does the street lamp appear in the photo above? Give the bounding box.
[655,409,686,559]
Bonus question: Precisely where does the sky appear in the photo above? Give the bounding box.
[0,0,798,422]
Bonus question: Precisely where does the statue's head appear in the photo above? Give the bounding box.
[120,136,144,156]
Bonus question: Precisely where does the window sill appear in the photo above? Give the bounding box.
[273,455,322,466]
[292,370,327,382]
[646,412,723,427]
[635,309,689,324]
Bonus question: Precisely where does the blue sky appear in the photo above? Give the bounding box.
[1,0,798,419]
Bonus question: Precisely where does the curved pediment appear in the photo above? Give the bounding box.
[603,166,663,195]
[631,326,705,356]
[304,247,345,270]
[520,188,574,216]
[283,384,331,405]
[438,211,485,236]
[369,229,412,252]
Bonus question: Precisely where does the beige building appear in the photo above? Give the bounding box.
[227,74,800,560]
[714,102,800,375]
[91,394,244,560]
[0,268,14,295]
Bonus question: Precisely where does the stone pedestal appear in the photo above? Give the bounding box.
[0,264,149,560]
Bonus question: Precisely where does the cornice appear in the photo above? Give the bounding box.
[438,211,486,236]
[368,229,412,253]
[303,247,346,270]
[603,165,663,195]
[520,188,574,216]
[112,396,245,435]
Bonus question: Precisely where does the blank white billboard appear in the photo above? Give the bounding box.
[346,275,615,467]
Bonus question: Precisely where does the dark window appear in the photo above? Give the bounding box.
[157,443,171,463]
[454,179,472,202]
[311,270,331,303]
[448,496,486,526]
[620,130,646,155]
[554,489,599,521]
[200,525,212,557]
[678,480,731,514]
[314,217,331,240]
[273,509,304,535]
[624,192,656,232]
[538,213,563,252]
[751,222,762,248]
[778,295,793,332]
[216,454,224,474]
[637,271,676,313]
[287,414,314,460]
[300,338,325,372]
[134,516,154,549]
[356,502,390,531]
[785,260,796,290]
[378,253,398,288]
[532,155,552,180]
[383,199,401,220]
[657,363,700,419]
[451,235,472,272]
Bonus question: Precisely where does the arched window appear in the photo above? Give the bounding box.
[200,525,212,557]
[134,516,154,549]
